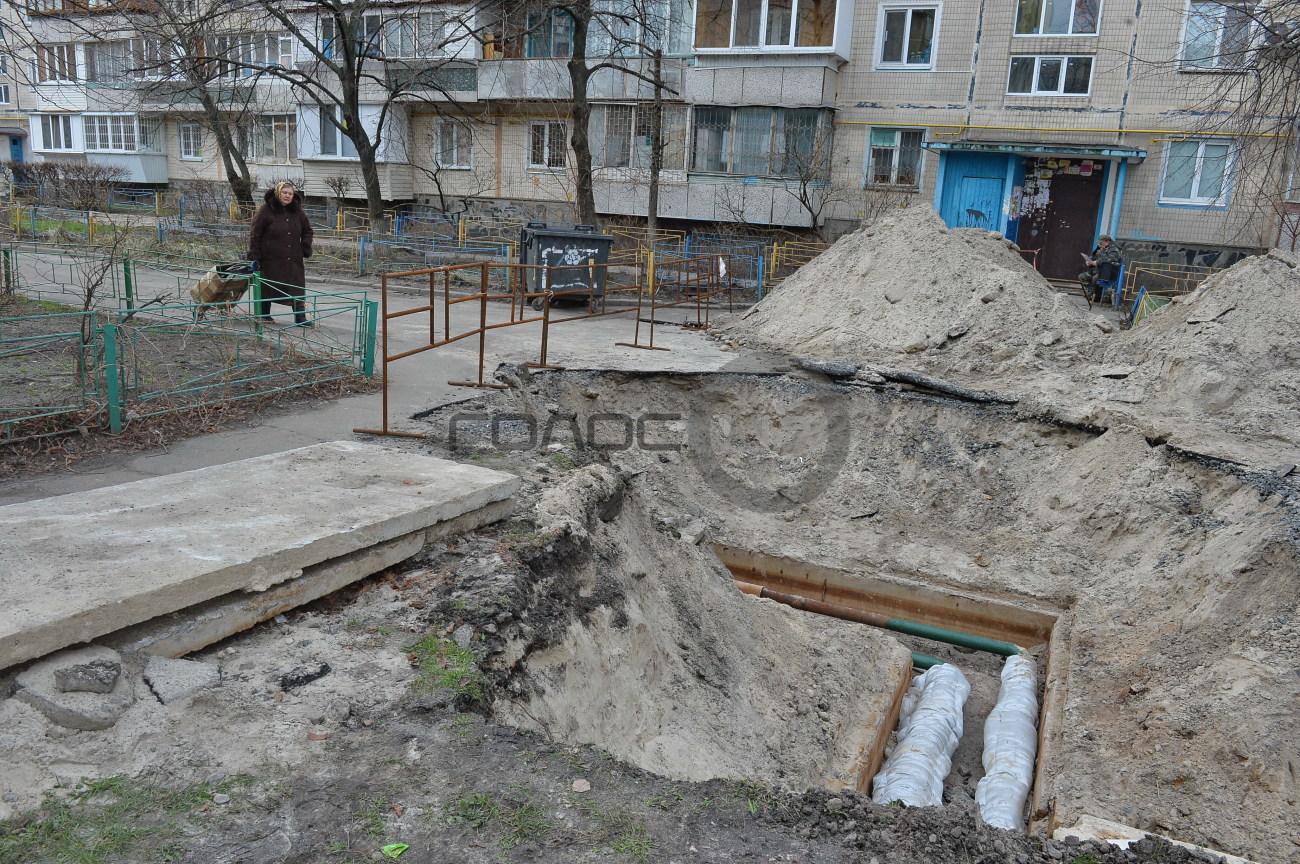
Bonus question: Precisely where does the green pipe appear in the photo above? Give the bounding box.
[739,582,1023,657]
[885,617,1022,657]
[911,652,945,669]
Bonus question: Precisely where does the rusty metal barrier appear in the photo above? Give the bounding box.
[353,253,737,437]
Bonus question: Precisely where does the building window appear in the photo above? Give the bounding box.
[86,38,175,82]
[1014,0,1099,35]
[529,120,567,169]
[209,32,293,79]
[867,127,923,186]
[1161,139,1233,205]
[1182,0,1254,69]
[695,0,838,50]
[35,44,76,82]
[588,0,693,56]
[590,103,690,170]
[1007,55,1092,94]
[179,122,203,160]
[525,9,574,57]
[245,114,297,162]
[690,106,831,178]
[318,108,358,158]
[876,4,938,68]
[84,114,138,151]
[436,118,471,168]
[38,115,74,150]
[358,11,447,58]
[0,84,9,104]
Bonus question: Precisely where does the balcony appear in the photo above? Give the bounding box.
[386,62,479,102]
[86,152,168,183]
[33,84,88,112]
[685,56,838,106]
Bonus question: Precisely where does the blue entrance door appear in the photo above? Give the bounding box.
[8,137,22,163]
[955,176,1004,229]
[937,152,1014,234]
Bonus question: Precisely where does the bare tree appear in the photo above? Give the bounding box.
[232,0,498,226]
[492,0,683,227]
[323,173,353,224]
[778,118,852,240]
[1134,0,1300,244]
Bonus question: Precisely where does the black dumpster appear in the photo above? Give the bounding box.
[518,222,613,310]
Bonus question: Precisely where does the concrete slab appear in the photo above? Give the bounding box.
[0,441,520,672]
[102,496,512,661]
[1054,815,1261,864]
[11,646,136,730]
[142,656,221,705]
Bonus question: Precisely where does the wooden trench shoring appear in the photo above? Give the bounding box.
[714,544,1070,826]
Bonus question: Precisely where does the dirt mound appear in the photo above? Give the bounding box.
[1103,250,1300,447]
[493,463,913,790]
[724,206,1102,376]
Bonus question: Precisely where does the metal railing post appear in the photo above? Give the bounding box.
[122,258,135,311]
[251,274,264,335]
[2,247,14,295]
[362,299,378,377]
[101,323,124,434]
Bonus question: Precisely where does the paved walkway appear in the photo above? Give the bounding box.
[1,262,737,506]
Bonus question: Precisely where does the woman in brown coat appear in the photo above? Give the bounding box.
[247,181,314,326]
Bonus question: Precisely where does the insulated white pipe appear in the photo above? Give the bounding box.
[976,654,1039,831]
[871,663,971,807]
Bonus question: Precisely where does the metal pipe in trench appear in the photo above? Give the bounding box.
[735,581,1022,657]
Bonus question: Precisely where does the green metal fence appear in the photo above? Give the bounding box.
[1,245,378,441]
[0,309,103,441]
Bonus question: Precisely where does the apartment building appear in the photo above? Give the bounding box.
[6,0,1290,269]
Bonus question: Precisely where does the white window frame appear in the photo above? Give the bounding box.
[1006,54,1093,95]
[1159,138,1235,206]
[83,113,139,152]
[179,121,203,160]
[1013,0,1101,36]
[37,114,75,151]
[696,0,841,51]
[318,107,359,159]
[525,9,574,57]
[590,103,691,171]
[435,118,472,168]
[874,3,940,70]
[359,11,447,59]
[865,126,924,187]
[1180,0,1255,70]
[34,44,76,83]
[245,113,297,163]
[0,84,10,104]
[1286,138,1300,204]
[528,120,567,170]
[689,106,831,178]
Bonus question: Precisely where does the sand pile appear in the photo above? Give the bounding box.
[724,206,1103,376]
[492,464,914,790]
[1101,249,1300,447]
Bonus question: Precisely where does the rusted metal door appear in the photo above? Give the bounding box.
[1022,172,1103,279]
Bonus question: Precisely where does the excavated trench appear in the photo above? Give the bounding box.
[421,366,1299,861]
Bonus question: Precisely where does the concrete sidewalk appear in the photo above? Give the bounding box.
[0,272,739,506]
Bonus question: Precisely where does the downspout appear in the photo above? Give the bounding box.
[1109,159,1128,239]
